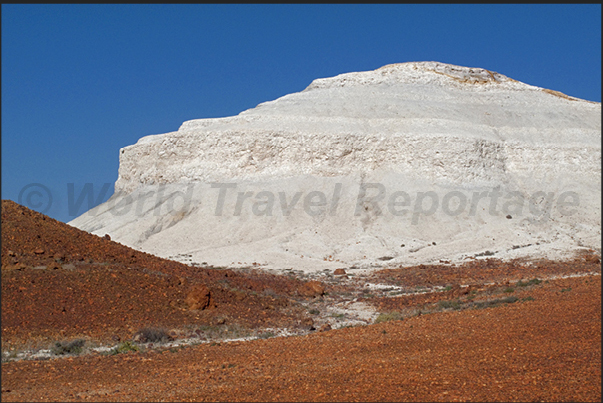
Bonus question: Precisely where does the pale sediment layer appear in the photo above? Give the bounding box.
[70,62,601,272]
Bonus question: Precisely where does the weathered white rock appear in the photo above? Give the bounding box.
[70,62,601,273]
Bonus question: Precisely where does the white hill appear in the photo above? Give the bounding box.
[70,62,601,273]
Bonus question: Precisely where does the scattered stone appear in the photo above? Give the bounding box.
[104,234,111,240]
[301,317,315,330]
[34,249,44,255]
[300,281,326,297]
[185,284,213,310]
[2,263,27,271]
[319,324,332,332]
[334,269,347,275]
[46,262,61,270]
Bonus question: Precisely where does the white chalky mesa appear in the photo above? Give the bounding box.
[70,62,601,274]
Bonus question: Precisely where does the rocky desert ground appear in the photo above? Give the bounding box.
[1,199,601,401]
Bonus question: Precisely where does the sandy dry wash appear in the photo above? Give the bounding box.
[69,62,601,273]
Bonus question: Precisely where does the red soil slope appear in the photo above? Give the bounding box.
[1,200,319,348]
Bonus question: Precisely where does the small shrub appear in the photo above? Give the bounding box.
[117,341,139,353]
[4,350,18,362]
[375,311,403,323]
[263,288,277,297]
[438,300,461,310]
[51,339,85,356]
[560,288,572,292]
[443,286,452,291]
[500,296,519,303]
[308,308,320,315]
[504,287,515,293]
[258,331,275,339]
[105,341,140,355]
[521,296,535,302]
[517,278,542,287]
[134,327,171,343]
[472,296,518,310]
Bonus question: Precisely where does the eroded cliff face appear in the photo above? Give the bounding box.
[70,62,601,273]
[115,62,599,192]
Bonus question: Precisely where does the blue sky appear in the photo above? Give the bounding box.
[2,4,601,223]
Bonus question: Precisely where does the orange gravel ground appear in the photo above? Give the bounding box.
[1,200,601,401]
[2,275,600,402]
